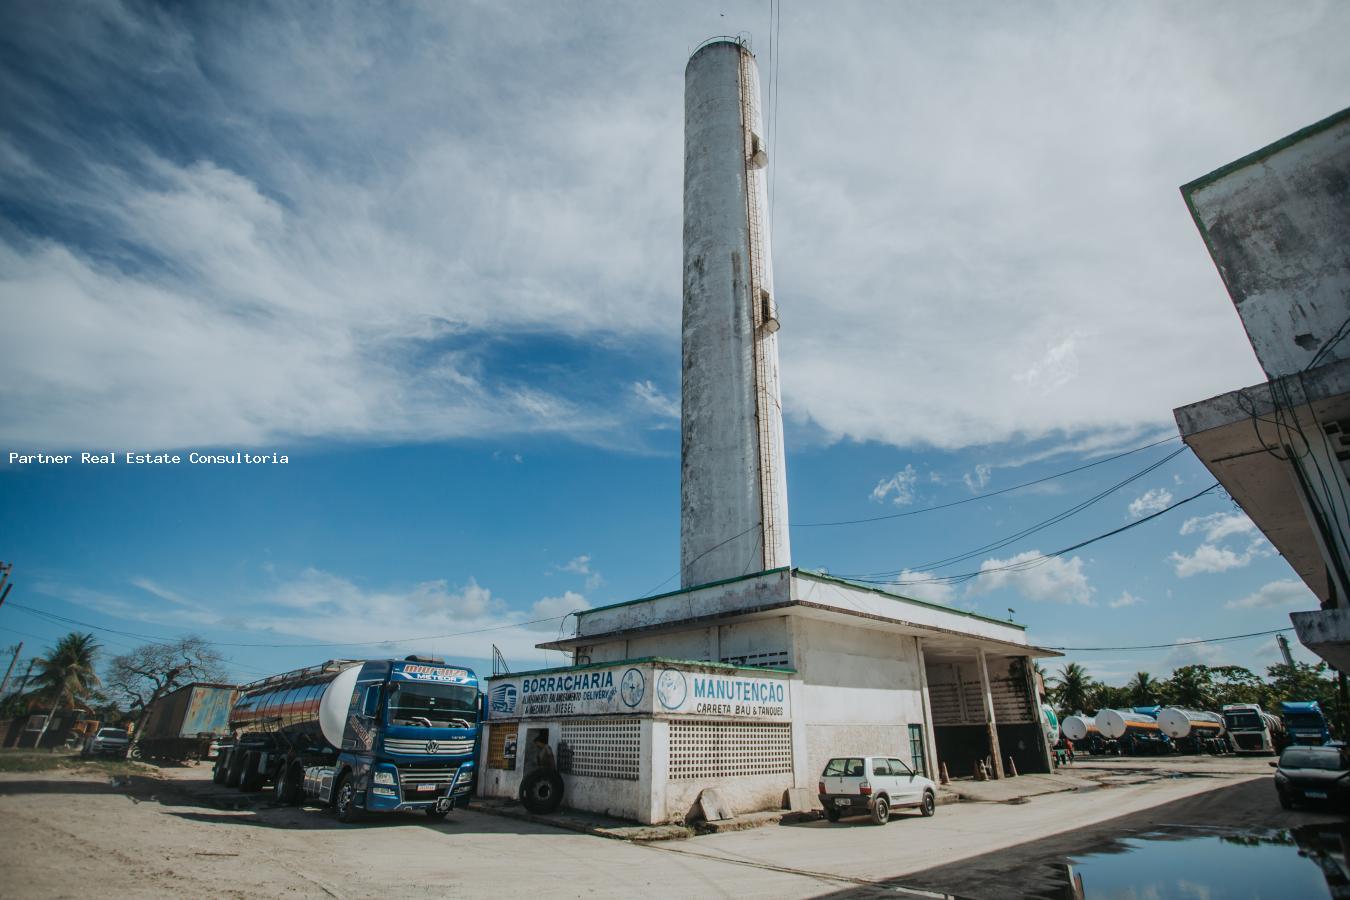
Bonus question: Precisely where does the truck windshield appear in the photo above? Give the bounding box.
[1225,713,1261,730]
[1286,713,1322,730]
[386,682,478,728]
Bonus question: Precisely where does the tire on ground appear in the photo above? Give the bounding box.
[239,750,265,792]
[870,795,890,825]
[519,768,565,814]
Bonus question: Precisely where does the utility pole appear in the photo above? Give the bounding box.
[1277,634,1297,669]
[0,561,13,610]
[0,642,22,697]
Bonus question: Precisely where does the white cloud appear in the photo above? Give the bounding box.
[893,570,957,606]
[3,5,1344,450]
[525,591,592,633]
[1110,590,1144,609]
[1179,512,1256,543]
[1162,636,1227,672]
[557,555,602,590]
[967,551,1094,605]
[1169,539,1269,577]
[631,380,679,419]
[963,464,992,493]
[872,465,920,506]
[1128,488,1172,518]
[1226,579,1317,610]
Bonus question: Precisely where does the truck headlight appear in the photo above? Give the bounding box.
[373,771,396,786]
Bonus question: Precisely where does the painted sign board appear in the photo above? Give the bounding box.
[487,662,790,721]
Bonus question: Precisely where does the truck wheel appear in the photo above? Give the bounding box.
[273,763,301,805]
[212,756,228,785]
[920,791,936,817]
[870,796,890,825]
[239,751,264,792]
[519,769,564,814]
[224,750,245,787]
[334,774,363,824]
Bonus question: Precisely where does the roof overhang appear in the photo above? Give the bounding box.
[1173,356,1350,604]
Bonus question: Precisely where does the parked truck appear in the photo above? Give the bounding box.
[212,656,480,822]
[1281,701,1333,746]
[1222,703,1284,754]
[134,682,238,762]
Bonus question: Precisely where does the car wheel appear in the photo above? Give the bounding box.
[519,769,565,814]
[871,796,890,825]
[334,774,362,823]
[825,807,841,822]
[920,791,936,817]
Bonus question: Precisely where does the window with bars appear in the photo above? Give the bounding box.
[486,725,517,770]
[909,724,927,777]
[667,720,793,780]
[559,719,641,781]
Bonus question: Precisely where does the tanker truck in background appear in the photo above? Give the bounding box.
[1281,701,1333,746]
[1222,703,1284,754]
[1097,709,1171,755]
[1156,707,1227,754]
[213,657,481,822]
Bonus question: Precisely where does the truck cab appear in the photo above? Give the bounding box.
[1281,701,1332,746]
[1222,703,1279,754]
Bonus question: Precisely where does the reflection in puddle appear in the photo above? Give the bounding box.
[1044,823,1350,899]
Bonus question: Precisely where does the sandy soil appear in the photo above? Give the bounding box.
[0,757,1312,899]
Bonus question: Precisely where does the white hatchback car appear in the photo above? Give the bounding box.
[818,755,938,824]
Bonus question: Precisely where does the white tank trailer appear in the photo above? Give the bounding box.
[1097,709,1162,740]
[1157,708,1227,740]
[1061,715,1097,742]
[680,37,791,588]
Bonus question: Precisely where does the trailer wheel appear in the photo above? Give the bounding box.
[519,769,564,814]
[224,749,245,787]
[273,762,301,805]
[239,751,265,792]
[212,755,228,785]
[334,773,362,824]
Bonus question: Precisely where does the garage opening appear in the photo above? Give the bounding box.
[925,653,1049,777]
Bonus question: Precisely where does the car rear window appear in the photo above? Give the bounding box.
[99,729,128,738]
[823,757,865,777]
[1280,748,1345,771]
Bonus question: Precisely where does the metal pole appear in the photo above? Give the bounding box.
[0,642,22,697]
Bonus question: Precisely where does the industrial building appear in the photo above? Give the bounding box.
[479,38,1058,824]
[1173,106,1350,671]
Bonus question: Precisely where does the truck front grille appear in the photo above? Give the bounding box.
[397,766,457,786]
[384,738,475,756]
[1234,733,1262,750]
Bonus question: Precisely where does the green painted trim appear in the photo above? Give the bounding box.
[793,568,1029,632]
[484,656,796,681]
[1181,104,1350,197]
[579,567,791,616]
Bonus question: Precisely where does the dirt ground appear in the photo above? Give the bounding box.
[0,754,1324,899]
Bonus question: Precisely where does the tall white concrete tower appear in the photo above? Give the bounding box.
[680,38,790,588]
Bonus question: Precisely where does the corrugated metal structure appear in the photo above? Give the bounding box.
[680,37,790,588]
[138,682,239,761]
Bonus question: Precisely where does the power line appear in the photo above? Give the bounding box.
[841,482,1220,588]
[1048,627,1293,652]
[794,434,1181,528]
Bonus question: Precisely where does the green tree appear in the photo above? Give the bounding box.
[1127,672,1158,707]
[1053,662,1091,715]
[1209,665,1264,707]
[1264,662,1339,713]
[29,633,101,747]
[1088,682,1131,713]
[1165,665,1216,709]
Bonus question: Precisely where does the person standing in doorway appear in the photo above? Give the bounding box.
[528,732,555,770]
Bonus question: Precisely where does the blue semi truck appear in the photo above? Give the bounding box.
[213,656,481,822]
[1281,700,1333,746]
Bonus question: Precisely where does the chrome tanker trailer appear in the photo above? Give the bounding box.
[213,657,481,822]
[1097,709,1170,755]
[1157,707,1227,754]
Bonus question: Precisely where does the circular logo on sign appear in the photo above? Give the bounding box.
[620,668,645,707]
[656,668,687,710]
[425,741,439,754]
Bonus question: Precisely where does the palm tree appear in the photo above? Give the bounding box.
[1127,672,1158,707]
[1053,662,1091,715]
[30,633,101,748]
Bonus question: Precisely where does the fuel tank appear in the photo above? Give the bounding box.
[1157,707,1226,739]
[1097,709,1161,740]
[229,660,363,750]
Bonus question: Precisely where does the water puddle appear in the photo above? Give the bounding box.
[1045,823,1350,899]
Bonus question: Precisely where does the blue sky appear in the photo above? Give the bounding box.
[1,1,1346,685]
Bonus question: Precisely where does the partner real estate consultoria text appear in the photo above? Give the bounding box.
[8,451,290,465]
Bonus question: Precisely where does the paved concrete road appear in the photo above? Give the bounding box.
[0,759,1295,899]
